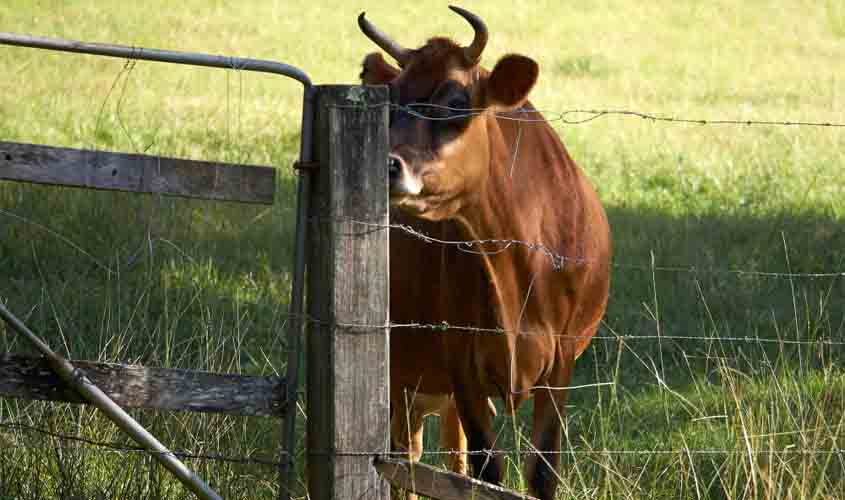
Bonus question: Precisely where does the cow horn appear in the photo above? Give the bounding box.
[449,6,488,65]
[358,12,411,66]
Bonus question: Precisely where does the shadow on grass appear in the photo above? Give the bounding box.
[594,203,844,386]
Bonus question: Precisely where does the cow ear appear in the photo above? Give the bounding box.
[482,54,538,110]
[360,52,400,84]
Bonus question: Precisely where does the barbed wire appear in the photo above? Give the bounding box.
[0,421,286,468]
[271,311,845,346]
[615,263,845,279]
[520,107,845,128]
[5,420,839,461]
[5,204,843,282]
[341,218,586,270]
[337,217,845,279]
[331,102,845,128]
[386,322,845,346]
[362,448,845,457]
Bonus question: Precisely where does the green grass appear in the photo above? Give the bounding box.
[1,0,844,498]
[827,0,845,38]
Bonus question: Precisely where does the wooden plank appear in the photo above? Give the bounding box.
[306,85,390,500]
[374,457,538,500]
[0,141,276,204]
[0,354,286,418]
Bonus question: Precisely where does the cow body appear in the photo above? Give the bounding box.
[359,8,611,499]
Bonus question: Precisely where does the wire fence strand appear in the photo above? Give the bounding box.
[330,101,845,128]
[5,420,840,462]
[0,421,286,468]
[336,216,845,279]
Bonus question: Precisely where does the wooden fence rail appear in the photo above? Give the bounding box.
[375,457,539,500]
[0,140,276,204]
[0,354,286,418]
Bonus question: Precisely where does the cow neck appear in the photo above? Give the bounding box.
[452,109,564,336]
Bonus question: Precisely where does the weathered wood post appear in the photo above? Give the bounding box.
[306,85,390,500]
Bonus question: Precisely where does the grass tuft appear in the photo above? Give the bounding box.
[826,0,845,38]
[555,55,613,79]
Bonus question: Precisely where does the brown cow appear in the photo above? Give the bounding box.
[359,7,611,500]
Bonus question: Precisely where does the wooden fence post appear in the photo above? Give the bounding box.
[306,85,390,500]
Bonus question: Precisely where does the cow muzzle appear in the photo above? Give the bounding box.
[388,153,423,197]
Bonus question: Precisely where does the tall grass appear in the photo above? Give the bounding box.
[1,0,843,498]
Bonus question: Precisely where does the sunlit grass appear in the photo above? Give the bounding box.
[1,0,843,498]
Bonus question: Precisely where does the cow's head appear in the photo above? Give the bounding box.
[359,6,538,221]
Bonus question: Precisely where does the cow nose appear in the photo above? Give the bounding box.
[386,152,423,196]
[388,154,402,180]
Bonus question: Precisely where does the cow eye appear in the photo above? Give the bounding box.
[442,96,471,124]
[447,96,468,112]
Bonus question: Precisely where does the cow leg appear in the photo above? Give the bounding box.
[390,392,426,500]
[525,354,575,500]
[454,392,503,485]
[439,397,468,475]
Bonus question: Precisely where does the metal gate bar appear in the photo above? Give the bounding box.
[0,32,311,85]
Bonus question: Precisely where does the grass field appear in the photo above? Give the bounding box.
[1,1,844,498]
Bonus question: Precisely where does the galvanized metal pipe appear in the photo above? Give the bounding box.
[0,303,224,500]
[278,76,316,500]
[0,32,311,86]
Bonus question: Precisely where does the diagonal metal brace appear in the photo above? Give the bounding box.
[0,302,224,500]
